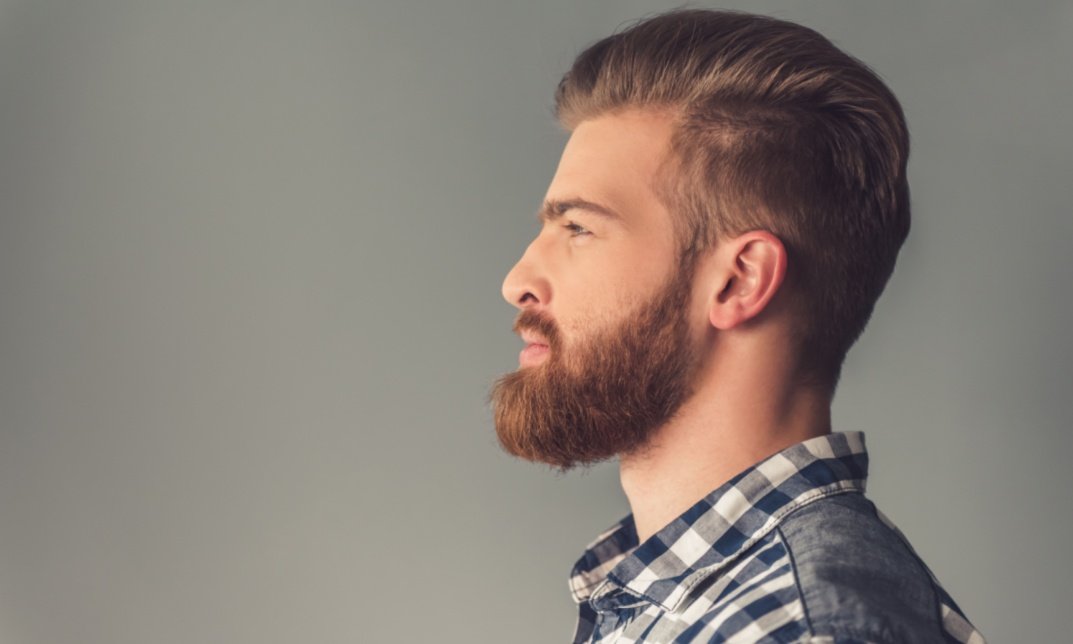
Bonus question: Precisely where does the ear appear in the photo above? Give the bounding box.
[708,231,787,331]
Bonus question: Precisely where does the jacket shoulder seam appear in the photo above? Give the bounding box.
[775,524,815,638]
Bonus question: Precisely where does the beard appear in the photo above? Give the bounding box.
[489,265,702,471]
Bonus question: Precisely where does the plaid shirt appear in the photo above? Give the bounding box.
[568,432,985,643]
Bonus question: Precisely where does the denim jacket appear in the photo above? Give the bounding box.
[568,432,985,643]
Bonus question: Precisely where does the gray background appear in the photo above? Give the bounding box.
[0,1,1068,642]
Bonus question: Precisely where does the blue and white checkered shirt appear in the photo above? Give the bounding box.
[568,432,985,643]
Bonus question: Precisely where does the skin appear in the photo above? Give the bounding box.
[501,108,833,542]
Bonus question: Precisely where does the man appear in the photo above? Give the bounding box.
[489,9,984,644]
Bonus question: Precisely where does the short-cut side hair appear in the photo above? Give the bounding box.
[555,9,911,392]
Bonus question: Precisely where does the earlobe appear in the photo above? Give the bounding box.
[706,231,786,330]
[708,280,742,330]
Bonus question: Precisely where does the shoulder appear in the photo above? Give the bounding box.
[773,492,949,644]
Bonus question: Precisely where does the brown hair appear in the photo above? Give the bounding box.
[555,9,911,391]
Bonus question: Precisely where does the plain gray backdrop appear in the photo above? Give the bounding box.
[1,1,1069,642]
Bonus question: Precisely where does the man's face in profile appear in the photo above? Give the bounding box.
[490,110,705,470]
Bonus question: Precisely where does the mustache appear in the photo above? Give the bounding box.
[512,309,560,348]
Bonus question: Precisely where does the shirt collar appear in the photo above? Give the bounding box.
[568,431,869,614]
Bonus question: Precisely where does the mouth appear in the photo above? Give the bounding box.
[519,342,550,367]
[517,329,551,367]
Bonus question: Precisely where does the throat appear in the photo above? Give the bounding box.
[618,391,832,543]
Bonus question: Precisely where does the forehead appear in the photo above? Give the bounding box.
[547,109,676,225]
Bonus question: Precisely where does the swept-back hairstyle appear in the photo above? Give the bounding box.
[555,9,911,391]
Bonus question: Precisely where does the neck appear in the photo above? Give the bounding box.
[619,350,832,544]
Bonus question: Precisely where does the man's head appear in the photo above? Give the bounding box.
[490,9,910,469]
[491,111,704,470]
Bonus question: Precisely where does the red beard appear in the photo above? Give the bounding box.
[489,267,701,470]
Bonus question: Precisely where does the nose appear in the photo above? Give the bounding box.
[501,240,551,310]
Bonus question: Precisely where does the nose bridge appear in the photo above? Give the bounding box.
[501,234,551,309]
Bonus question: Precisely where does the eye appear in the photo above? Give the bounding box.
[562,221,592,237]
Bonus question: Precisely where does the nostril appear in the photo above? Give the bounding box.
[502,257,550,310]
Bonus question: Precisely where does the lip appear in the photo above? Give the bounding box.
[519,342,550,367]
[519,330,550,346]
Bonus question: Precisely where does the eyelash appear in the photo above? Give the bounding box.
[562,221,592,237]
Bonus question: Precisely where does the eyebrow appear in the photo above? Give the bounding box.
[536,197,622,224]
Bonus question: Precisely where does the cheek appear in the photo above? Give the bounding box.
[553,244,672,341]
[562,291,639,345]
